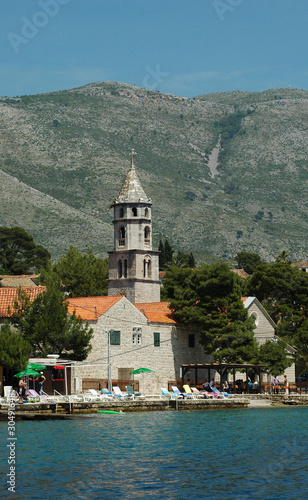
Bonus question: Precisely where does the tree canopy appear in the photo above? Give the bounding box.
[162,263,258,363]
[0,226,50,275]
[11,271,93,360]
[0,323,31,370]
[246,261,308,374]
[235,251,263,275]
[50,246,108,297]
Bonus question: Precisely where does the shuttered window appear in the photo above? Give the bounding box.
[110,330,120,345]
[154,332,160,347]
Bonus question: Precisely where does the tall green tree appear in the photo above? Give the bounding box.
[163,263,258,363]
[258,340,293,375]
[0,323,31,370]
[158,238,174,270]
[246,261,308,373]
[235,251,263,275]
[0,226,50,274]
[50,246,108,297]
[11,271,93,360]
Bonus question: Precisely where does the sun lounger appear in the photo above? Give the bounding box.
[211,387,230,398]
[183,385,206,399]
[27,389,41,402]
[113,386,132,399]
[183,385,197,398]
[101,388,114,399]
[171,386,186,398]
[126,385,145,399]
[160,388,172,399]
[83,389,104,401]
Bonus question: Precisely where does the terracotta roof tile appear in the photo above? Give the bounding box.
[134,301,176,324]
[0,286,46,317]
[67,295,123,321]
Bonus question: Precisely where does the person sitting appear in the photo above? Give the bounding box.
[252,379,259,393]
[202,379,212,392]
[222,379,229,393]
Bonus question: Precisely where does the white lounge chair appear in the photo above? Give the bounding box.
[113,386,132,399]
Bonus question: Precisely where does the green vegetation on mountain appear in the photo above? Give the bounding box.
[1,82,308,262]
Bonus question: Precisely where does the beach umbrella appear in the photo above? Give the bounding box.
[27,363,46,371]
[14,368,41,378]
[129,368,155,394]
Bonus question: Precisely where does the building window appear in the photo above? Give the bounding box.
[119,208,124,218]
[133,327,142,345]
[250,312,259,327]
[188,334,195,348]
[119,226,125,246]
[145,208,149,218]
[144,226,150,245]
[110,330,120,345]
[143,257,151,278]
[118,260,122,278]
[124,259,127,278]
[154,332,160,347]
[132,207,137,216]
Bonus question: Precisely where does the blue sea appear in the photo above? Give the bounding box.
[1,407,307,500]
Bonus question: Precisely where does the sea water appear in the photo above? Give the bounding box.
[0,407,307,499]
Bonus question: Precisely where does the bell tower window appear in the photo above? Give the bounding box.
[145,208,149,218]
[132,207,137,217]
[118,260,122,278]
[119,226,125,246]
[119,208,124,218]
[143,257,152,278]
[144,226,150,245]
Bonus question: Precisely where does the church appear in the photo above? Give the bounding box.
[68,151,292,394]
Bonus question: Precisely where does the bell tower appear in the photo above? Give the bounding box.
[108,150,160,303]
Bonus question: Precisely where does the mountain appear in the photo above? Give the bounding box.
[1,82,308,263]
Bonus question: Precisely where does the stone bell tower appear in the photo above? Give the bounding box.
[108,150,160,303]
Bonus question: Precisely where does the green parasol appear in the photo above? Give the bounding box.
[129,368,155,394]
[14,368,41,378]
[27,363,46,371]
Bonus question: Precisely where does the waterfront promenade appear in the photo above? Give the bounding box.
[1,394,308,419]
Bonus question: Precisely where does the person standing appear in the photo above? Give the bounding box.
[272,375,280,394]
[38,372,46,395]
[284,374,289,395]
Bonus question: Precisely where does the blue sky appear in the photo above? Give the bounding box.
[1,0,308,98]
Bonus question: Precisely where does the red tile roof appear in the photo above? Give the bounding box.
[134,301,176,324]
[67,295,123,321]
[0,286,46,317]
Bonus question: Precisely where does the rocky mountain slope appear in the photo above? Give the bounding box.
[0,82,307,263]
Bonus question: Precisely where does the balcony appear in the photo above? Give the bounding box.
[118,239,125,247]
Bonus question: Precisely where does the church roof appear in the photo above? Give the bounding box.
[134,301,176,324]
[0,274,40,287]
[116,149,151,204]
[67,295,123,321]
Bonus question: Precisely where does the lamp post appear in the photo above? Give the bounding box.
[102,329,114,392]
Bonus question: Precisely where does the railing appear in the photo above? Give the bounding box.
[118,239,125,246]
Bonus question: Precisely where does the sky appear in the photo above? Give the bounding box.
[1,0,308,98]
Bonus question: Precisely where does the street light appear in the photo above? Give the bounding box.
[102,329,114,392]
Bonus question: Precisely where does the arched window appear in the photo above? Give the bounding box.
[144,226,150,245]
[119,208,124,218]
[143,257,151,278]
[118,260,123,278]
[132,207,137,217]
[118,226,125,246]
[124,259,127,278]
[145,208,149,218]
